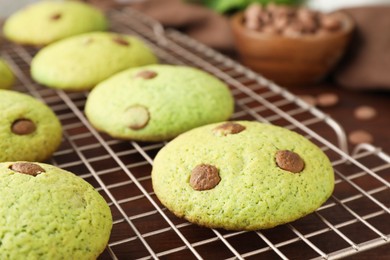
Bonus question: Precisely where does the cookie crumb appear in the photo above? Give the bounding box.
[348,130,373,144]
[316,93,339,107]
[190,164,220,191]
[354,106,377,120]
[275,150,305,173]
[213,122,246,136]
[125,105,150,130]
[135,70,157,79]
[11,119,36,135]
[10,162,45,176]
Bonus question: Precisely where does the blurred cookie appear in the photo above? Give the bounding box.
[152,121,334,230]
[0,90,62,162]
[0,58,15,89]
[31,32,157,91]
[0,162,112,259]
[3,1,108,45]
[85,65,234,141]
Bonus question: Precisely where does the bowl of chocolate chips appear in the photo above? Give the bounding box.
[231,3,354,87]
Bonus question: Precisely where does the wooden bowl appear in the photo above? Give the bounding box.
[231,11,354,87]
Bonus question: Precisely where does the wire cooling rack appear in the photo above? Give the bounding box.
[1,7,389,260]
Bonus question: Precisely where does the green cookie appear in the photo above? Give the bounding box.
[152,121,334,230]
[85,65,234,141]
[0,90,62,162]
[31,32,158,91]
[3,1,108,45]
[0,58,15,89]
[0,161,112,259]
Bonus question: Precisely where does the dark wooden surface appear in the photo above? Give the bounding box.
[288,81,390,259]
[290,82,390,154]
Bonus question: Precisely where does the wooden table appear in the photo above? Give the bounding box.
[290,81,390,259]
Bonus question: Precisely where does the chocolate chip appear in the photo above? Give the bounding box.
[134,70,157,79]
[243,4,343,36]
[244,4,263,30]
[354,106,377,120]
[190,164,220,191]
[11,119,36,135]
[321,14,342,31]
[348,130,373,145]
[50,13,62,20]
[112,37,129,46]
[316,93,339,107]
[213,122,246,136]
[9,162,45,176]
[282,23,303,37]
[262,25,279,35]
[125,105,150,130]
[298,95,317,106]
[275,150,305,173]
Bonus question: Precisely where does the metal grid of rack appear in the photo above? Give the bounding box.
[1,7,389,259]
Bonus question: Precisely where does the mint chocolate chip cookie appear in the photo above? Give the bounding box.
[152,121,334,230]
[31,32,157,91]
[0,162,112,259]
[85,65,234,141]
[3,1,108,46]
[0,90,62,162]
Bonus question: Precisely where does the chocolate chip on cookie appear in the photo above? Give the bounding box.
[112,36,129,46]
[125,105,150,130]
[11,119,36,135]
[190,164,220,191]
[135,70,157,79]
[275,150,305,173]
[9,162,45,176]
[213,122,246,136]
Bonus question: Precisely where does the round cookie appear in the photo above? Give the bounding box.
[0,90,62,162]
[31,32,158,91]
[0,162,112,259]
[152,121,334,230]
[85,65,234,141]
[3,1,108,46]
[0,58,15,89]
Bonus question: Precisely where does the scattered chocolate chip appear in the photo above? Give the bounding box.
[316,93,339,107]
[348,130,373,145]
[134,70,157,79]
[9,162,45,176]
[112,36,129,46]
[354,106,377,120]
[213,122,246,136]
[11,119,36,135]
[125,105,150,130]
[275,150,305,173]
[190,164,220,191]
[298,95,317,106]
[50,13,62,20]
